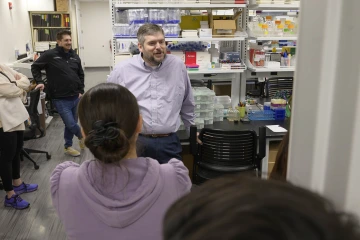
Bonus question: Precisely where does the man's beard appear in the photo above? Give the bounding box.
[143,52,166,66]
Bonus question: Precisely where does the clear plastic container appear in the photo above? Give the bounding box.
[194,110,204,118]
[115,9,128,24]
[167,9,181,24]
[163,24,181,38]
[195,118,205,130]
[227,108,235,121]
[233,108,240,121]
[213,103,224,117]
[213,116,224,122]
[214,96,231,109]
[149,9,167,24]
[127,9,148,24]
[195,102,214,110]
[113,24,130,37]
[193,91,201,102]
[204,118,213,125]
[130,24,144,37]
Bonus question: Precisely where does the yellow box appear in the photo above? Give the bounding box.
[180,16,209,30]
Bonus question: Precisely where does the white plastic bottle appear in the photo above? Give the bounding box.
[208,44,219,64]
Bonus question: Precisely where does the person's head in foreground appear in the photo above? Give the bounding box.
[78,82,141,163]
[164,175,360,240]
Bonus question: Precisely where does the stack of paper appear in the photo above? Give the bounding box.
[266,125,288,133]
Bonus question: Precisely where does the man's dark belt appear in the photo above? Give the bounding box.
[139,133,171,138]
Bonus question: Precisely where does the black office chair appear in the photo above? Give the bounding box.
[190,126,266,184]
[21,88,51,170]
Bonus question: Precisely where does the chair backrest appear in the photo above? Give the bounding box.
[24,89,42,140]
[199,128,258,168]
[266,77,293,98]
[27,88,40,115]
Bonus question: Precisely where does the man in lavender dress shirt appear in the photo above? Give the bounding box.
[107,23,195,164]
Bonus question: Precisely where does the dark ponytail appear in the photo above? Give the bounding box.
[78,83,139,164]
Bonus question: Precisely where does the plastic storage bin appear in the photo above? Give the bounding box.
[127,9,148,24]
[195,102,214,110]
[248,110,275,121]
[213,103,224,117]
[213,116,224,122]
[163,24,181,38]
[115,9,128,24]
[130,24,144,37]
[204,118,213,125]
[113,24,130,38]
[149,9,167,24]
[274,108,286,120]
[214,96,231,109]
[167,9,181,24]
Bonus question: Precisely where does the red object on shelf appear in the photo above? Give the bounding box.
[185,51,196,65]
[235,0,247,3]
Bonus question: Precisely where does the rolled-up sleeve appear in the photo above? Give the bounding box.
[180,67,195,133]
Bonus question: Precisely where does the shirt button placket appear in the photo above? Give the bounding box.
[150,75,157,133]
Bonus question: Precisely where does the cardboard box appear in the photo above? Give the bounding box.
[209,11,242,38]
[56,0,69,12]
[185,51,197,65]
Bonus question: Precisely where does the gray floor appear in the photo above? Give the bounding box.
[0,67,108,240]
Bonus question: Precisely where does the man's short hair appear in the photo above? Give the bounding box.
[57,30,72,41]
[137,23,164,45]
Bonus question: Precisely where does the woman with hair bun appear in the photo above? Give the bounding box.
[50,83,191,240]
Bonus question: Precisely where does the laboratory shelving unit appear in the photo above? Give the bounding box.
[110,0,248,107]
[109,0,299,102]
[244,2,299,80]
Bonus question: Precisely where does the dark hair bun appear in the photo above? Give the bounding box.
[85,121,130,163]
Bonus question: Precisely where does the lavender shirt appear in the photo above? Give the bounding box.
[107,54,195,134]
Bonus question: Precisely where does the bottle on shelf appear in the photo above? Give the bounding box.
[276,24,284,37]
[208,44,219,67]
[262,24,269,36]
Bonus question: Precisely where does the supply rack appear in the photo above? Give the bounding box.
[110,0,300,103]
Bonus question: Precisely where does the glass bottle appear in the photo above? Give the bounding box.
[276,24,284,37]
[262,24,269,36]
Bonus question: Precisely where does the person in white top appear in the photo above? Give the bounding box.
[0,64,38,210]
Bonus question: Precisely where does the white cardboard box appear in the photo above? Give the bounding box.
[198,28,212,38]
[196,52,211,69]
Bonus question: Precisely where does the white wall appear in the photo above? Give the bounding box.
[0,0,54,64]
[288,0,360,216]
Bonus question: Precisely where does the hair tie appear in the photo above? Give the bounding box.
[88,120,119,147]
